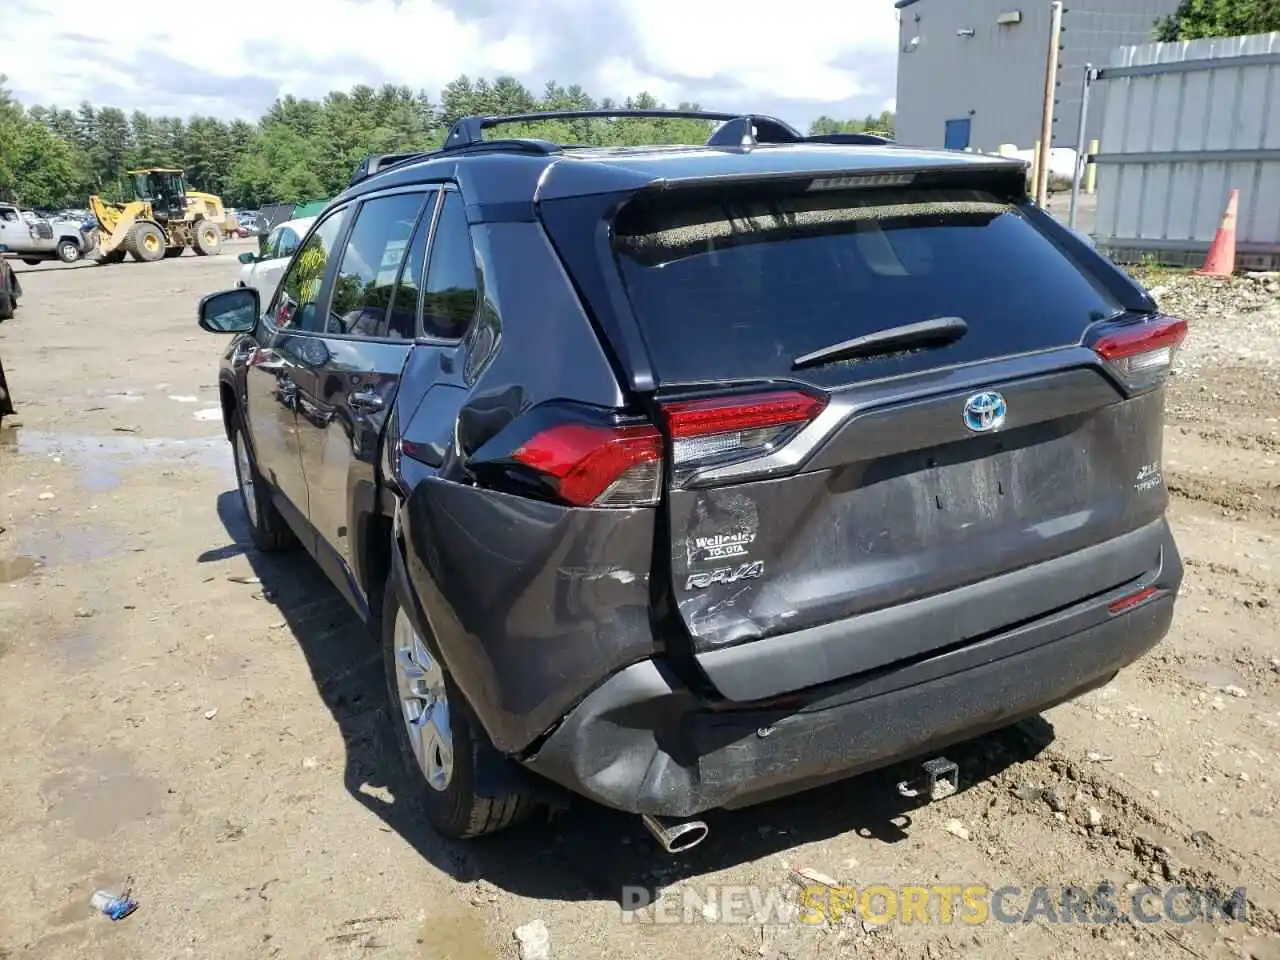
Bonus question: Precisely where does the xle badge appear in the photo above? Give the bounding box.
[685,561,764,590]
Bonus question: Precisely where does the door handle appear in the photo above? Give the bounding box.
[348,390,384,414]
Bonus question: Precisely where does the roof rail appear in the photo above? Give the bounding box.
[704,121,896,149]
[804,132,895,145]
[349,113,893,188]
[443,109,803,149]
[349,152,423,186]
[348,139,563,188]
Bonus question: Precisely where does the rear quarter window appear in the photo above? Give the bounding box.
[612,185,1123,385]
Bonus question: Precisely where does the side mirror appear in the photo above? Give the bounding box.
[237,251,257,265]
[198,287,259,334]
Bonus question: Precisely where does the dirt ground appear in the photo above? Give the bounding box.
[1,248,1278,960]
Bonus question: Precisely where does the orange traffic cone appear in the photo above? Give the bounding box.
[1198,188,1239,277]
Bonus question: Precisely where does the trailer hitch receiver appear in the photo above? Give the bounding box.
[897,757,959,802]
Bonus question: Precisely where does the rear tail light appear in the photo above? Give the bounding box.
[505,390,827,508]
[512,423,663,507]
[662,390,827,481]
[1092,316,1187,390]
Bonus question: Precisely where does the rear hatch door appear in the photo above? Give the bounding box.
[602,170,1172,696]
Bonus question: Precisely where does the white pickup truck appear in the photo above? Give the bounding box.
[0,203,98,264]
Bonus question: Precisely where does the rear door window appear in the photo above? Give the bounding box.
[385,193,438,340]
[326,191,428,338]
[612,185,1123,386]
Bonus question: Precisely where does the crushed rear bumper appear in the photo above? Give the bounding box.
[524,529,1180,818]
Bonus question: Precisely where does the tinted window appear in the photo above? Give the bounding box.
[278,228,300,258]
[269,210,346,333]
[612,186,1124,385]
[263,227,282,258]
[328,192,427,338]
[385,194,437,340]
[420,192,479,340]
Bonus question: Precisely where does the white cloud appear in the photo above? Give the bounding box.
[1,0,901,127]
[623,0,898,101]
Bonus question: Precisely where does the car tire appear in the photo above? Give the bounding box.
[56,240,81,263]
[381,585,534,840]
[22,258,41,266]
[229,409,297,552]
[125,221,166,262]
[193,220,222,257]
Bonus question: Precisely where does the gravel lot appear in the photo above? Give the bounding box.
[1,251,1278,960]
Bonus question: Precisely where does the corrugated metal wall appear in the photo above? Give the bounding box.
[895,0,1180,152]
[1094,32,1280,268]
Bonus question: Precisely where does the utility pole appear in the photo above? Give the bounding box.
[1035,0,1065,206]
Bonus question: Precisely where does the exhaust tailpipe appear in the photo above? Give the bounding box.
[641,814,709,854]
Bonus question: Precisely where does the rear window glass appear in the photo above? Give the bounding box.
[612,186,1123,385]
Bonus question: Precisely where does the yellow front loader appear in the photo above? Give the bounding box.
[91,168,227,263]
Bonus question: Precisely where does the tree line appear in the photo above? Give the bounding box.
[1157,0,1280,40]
[0,73,893,212]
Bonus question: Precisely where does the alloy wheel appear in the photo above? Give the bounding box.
[393,607,454,791]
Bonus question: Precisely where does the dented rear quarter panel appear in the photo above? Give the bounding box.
[398,479,659,753]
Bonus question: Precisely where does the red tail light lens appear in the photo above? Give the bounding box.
[1092,317,1187,389]
[661,390,827,477]
[512,423,663,507]
[507,391,826,506]
[1108,585,1159,614]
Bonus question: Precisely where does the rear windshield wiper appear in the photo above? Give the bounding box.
[791,316,969,370]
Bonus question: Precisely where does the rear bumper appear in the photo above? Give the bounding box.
[525,532,1180,817]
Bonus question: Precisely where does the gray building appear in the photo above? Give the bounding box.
[894,0,1182,152]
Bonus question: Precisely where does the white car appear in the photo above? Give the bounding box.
[236,216,315,297]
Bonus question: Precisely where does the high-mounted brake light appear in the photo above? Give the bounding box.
[512,423,663,507]
[1092,317,1187,390]
[661,390,828,479]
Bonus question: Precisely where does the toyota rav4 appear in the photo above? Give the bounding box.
[196,110,1184,853]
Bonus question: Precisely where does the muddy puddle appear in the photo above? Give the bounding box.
[0,555,41,583]
[41,749,165,842]
[17,526,123,568]
[5,428,232,490]
[1182,661,1250,690]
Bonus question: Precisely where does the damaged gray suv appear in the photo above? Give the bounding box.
[197,110,1184,853]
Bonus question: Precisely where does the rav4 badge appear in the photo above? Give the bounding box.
[685,561,765,590]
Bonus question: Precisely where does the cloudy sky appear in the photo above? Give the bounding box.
[1,0,901,128]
